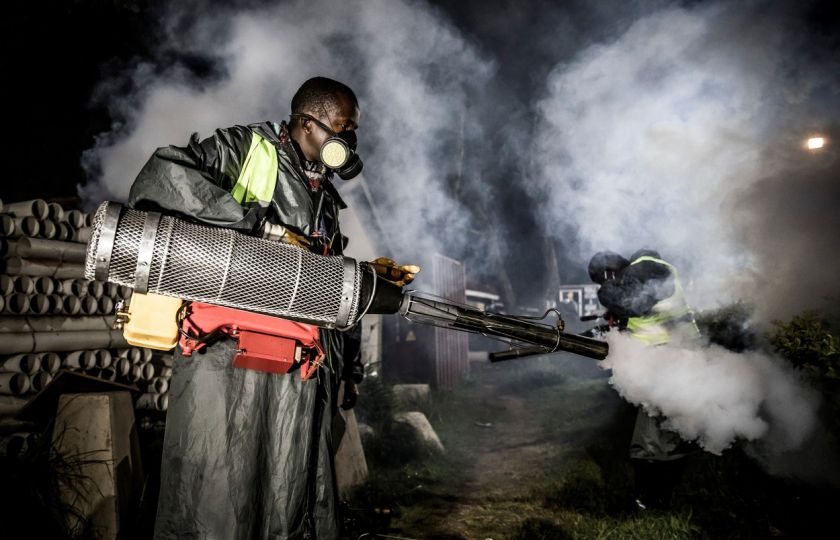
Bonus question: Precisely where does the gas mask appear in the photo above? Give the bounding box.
[290,113,363,180]
[587,251,630,285]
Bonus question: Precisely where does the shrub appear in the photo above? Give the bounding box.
[769,311,840,379]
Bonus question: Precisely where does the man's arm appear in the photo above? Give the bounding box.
[127,125,255,227]
[597,260,674,318]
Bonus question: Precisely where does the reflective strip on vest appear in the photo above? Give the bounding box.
[230,133,278,204]
[625,256,699,346]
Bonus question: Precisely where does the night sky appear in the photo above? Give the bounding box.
[3,0,839,308]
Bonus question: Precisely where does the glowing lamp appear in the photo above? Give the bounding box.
[806,137,825,150]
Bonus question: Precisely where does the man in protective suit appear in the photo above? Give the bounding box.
[128,77,404,539]
[588,249,700,509]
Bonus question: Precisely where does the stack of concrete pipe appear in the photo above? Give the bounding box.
[0,198,170,427]
[1,198,104,315]
[0,198,92,243]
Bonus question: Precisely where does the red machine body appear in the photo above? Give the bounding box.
[178,302,324,379]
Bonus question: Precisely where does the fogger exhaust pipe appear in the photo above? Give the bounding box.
[399,292,609,360]
[84,202,381,328]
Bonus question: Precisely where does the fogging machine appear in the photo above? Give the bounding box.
[85,202,607,374]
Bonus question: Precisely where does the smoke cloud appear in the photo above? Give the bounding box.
[80,0,493,274]
[535,2,838,468]
[535,2,840,318]
[601,333,818,455]
[81,1,839,317]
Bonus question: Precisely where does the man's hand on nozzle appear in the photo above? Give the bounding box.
[368,257,420,287]
[284,230,311,248]
[261,222,311,248]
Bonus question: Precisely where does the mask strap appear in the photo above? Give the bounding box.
[290,113,336,136]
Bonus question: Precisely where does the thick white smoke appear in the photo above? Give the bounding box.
[536,3,838,464]
[601,333,818,455]
[80,0,492,265]
[534,3,838,317]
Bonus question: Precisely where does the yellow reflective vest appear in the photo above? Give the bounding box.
[625,256,700,346]
[230,132,279,205]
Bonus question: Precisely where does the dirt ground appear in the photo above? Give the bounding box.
[386,354,631,538]
[351,349,840,540]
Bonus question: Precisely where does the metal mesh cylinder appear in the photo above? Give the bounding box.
[84,202,363,328]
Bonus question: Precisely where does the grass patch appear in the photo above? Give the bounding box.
[544,459,607,514]
[347,344,840,539]
[554,510,698,539]
[512,508,698,539]
[513,517,573,539]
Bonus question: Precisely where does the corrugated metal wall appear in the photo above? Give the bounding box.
[432,254,469,389]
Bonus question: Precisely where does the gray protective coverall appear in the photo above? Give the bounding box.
[128,121,361,539]
[597,252,697,461]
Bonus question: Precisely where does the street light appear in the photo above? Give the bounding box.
[806,136,825,150]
